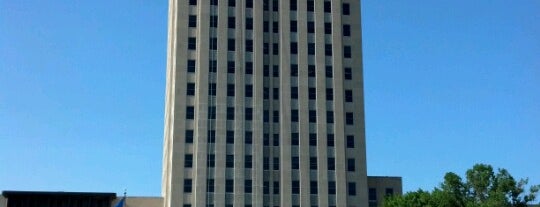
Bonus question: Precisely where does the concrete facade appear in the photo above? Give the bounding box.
[367,176,403,207]
[162,0,368,206]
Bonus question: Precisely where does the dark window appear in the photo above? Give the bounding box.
[325,44,332,56]
[263,88,269,99]
[245,85,253,97]
[246,0,253,8]
[210,15,218,28]
[185,130,194,143]
[345,90,353,102]
[273,43,279,55]
[347,135,354,148]
[292,180,300,194]
[273,181,280,194]
[346,112,354,125]
[226,130,234,143]
[309,133,317,146]
[327,134,334,147]
[184,179,192,192]
[226,179,234,192]
[343,3,350,15]
[369,188,377,200]
[263,157,270,170]
[292,156,299,170]
[345,67,352,80]
[327,111,334,123]
[307,22,315,33]
[245,155,252,168]
[189,0,197,5]
[187,83,195,96]
[188,15,197,27]
[273,21,279,33]
[291,64,298,76]
[209,38,217,50]
[209,60,217,72]
[290,21,297,32]
[291,87,298,99]
[263,0,269,11]
[325,23,332,34]
[344,46,352,58]
[228,0,235,7]
[273,157,279,170]
[246,18,253,30]
[246,39,253,52]
[326,88,333,100]
[309,110,316,123]
[226,155,234,168]
[329,181,336,194]
[263,21,269,32]
[227,107,235,120]
[228,17,235,28]
[245,131,252,144]
[210,0,217,5]
[188,37,196,50]
[207,179,214,192]
[263,43,269,54]
[273,65,279,77]
[207,130,216,143]
[207,154,215,167]
[308,43,315,55]
[263,110,269,122]
[227,84,235,97]
[290,42,298,54]
[272,0,279,11]
[290,0,297,11]
[291,133,299,145]
[291,109,299,122]
[348,158,356,171]
[273,87,279,99]
[245,107,253,120]
[208,106,216,119]
[185,154,193,167]
[326,66,333,77]
[310,181,318,194]
[386,188,394,196]
[208,83,216,96]
[186,106,194,119]
[245,180,252,193]
[310,157,317,169]
[308,65,316,77]
[324,1,331,13]
[187,60,196,72]
[228,39,235,51]
[263,181,270,194]
[348,182,357,195]
[327,157,335,170]
[307,0,314,12]
[343,25,351,36]
[264,65,270,76]
[263,133,270,146]
[227,61,235,73]
[273,134,280,146]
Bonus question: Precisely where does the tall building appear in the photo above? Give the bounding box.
[162,0,368,206]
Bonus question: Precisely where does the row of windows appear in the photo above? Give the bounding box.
[189,0,351,16]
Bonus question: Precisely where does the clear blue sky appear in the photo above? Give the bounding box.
[1,0,539,197]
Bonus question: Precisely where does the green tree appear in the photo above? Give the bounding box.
[384,164,539,207]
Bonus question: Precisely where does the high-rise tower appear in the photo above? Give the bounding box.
[162,0,368,206]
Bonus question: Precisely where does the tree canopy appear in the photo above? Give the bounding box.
[384,164,539,207]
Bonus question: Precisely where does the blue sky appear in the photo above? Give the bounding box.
[1,1,539,197]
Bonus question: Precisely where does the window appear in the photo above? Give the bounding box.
[273,134,280,146]
[309,133,317,146]
[245,62,253,74]
[292,156,299,170]
[245,107,253,120]
[226,130,234,143]
[369,188,377,200]
[245,180,252,193]
[290,0,297,11]
[345,90,353,102]
[325,44,332,56]
[310,157,317,169]
[273,181,279,194]
[327,134,334,147]
[291,109,299,122]
[386,188,394,196]
[245,131,252,144]
[263,21,269,32]
[226,155,234,168]
[184,179,192,192]
[347,158,355,171]
[210,15,218,28]
[273,110,279,123]
[187,60,196,72]
[272,0,278,11]
[228,17,235,28]
[187,83,195,96]
[185,154,193,167]
[291,133,299,145]
[209,38,217,50]
[324,1,331,13]
[325,23,332,34]
[189,0,196,5]
[308,65,316,77]
[263,88,269,100]
[308,88,316,100]
[227,61,235,73]
[207,179,214,192]
[328,181,336,194]
[263,0,269,11]
[227,84,235,97]
[228,39,235,51]
[326,88,333,100]
[291,64,298,76]
[291,87,298,99]
[245,155,252,168]
[263,157,270,170]
[186,106,194,119]
[307,0,314,12]
[228,0,235,7]
[326,66,333,77]
[327,157,335,170]
[273,65,279,77]
[344,46,352,58]
[209,60,217,72]
[208,130,215,143]
[263,43,269,54]
[245,85,253,98]
[273,88,279,99]
[208,83,216,96]
[290,42,298,54]
[273,43,279,55]
[263,181,270,194]
[307,22,315,33]
[227,107,234,120]
[246,39,253,52]
[292,180,300,194]
[264,65,269,76]
[188,15,197,27]
[273,157,279,170]
[273,21,279,33]
[310,181,318,194]
[343,25,351,36]
[345,67,352,80]
[327,111,334,123]
[208,106,216,119]
[290,21,298,33]
[348,182,357,195]
[226,179,234,192]
[343,3,350,15]
[347,135,354,148]
[246,18,253,30]
[207,154,215,167]
[263,133,270,146]
[308,43,315,55]
[188,37,196,50]
[246,0,253,8]
[185,130,194,143]
[309,110,316,123]
[210,0,217,5]
[346,112,354,125]
[263,110,269,122]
